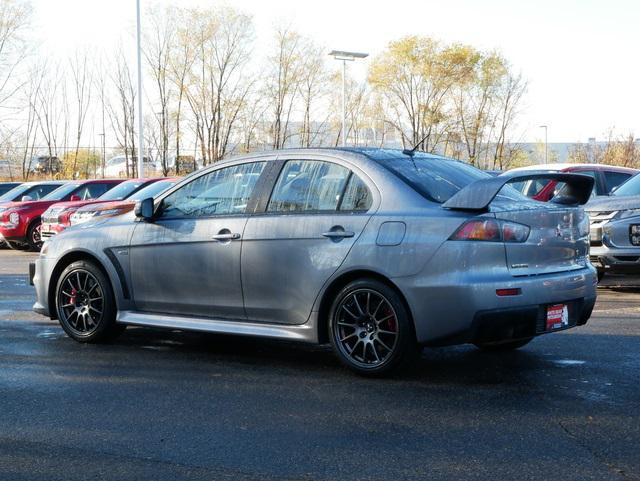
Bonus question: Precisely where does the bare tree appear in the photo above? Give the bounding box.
[108,47,137,177]
[169,7,197,173]
[265,27,303,149]
[19,62,42,179]
[0,0,31,112]
[34,60,64,177]
[184,6,254,164]
[144,5,174,175]
[68,50,93,177]
[298,39,329,147]
[491,71,527,169]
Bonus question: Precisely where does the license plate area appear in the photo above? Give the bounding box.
[546,304,569,331]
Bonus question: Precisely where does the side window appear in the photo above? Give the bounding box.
[604,171,632,193]
[268,160,350,213]
[340,174,372,211]
[161,162,265,218]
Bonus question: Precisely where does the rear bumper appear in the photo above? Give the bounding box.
[396,265,598,345]
[463,296,595,345]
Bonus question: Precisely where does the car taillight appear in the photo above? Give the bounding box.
[8,212,20,225]
[450,219,530,243]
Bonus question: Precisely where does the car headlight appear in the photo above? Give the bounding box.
[8,212,19,225]
[616,208,640,220]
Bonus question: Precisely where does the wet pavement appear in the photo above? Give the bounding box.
[0,249,638,480]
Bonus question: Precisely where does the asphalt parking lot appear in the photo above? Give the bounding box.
[0,250,638,481]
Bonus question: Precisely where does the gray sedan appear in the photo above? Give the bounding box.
[31,148,597,375]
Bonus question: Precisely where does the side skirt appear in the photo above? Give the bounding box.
[117,310,319,343]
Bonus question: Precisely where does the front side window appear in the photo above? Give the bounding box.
[268,160,350,212]
[161,162,265,218]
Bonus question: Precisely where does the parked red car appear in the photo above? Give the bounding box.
[69,177,180,226]
[507,163,637,201]
[40,178,164,239]
[0,179,123,251]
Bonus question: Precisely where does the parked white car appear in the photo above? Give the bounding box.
[104,156,156,178]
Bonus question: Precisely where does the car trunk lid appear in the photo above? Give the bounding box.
[494,203,589,276]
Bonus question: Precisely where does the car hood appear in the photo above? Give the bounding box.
[47,199,109,210]
[584,195,640,213]
[0,200,58,210]
[77,199,135,212]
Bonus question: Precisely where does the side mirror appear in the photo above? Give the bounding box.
[20,195,33,202]
[70,194,81,202]
[135,197,155,221]
[610,185,619,194]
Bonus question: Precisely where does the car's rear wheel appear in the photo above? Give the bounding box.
[55,260,124,343]
[329,279,418,376]
[474,337,534,351]
[26,220,43,251]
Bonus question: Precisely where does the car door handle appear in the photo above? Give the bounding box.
[211,233,241,241]
[322,231,355,239]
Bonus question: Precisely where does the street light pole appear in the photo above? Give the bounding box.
[136,0,144,178]
[540,125,548,164]
[329,50,368,147]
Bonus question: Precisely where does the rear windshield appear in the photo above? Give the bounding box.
[374,154,490,203]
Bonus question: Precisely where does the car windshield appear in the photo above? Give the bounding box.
[129,180,176,201]
[98,181,145,201]
[0,183,32,202]
[42,183,81,201]
[612,173,640,196]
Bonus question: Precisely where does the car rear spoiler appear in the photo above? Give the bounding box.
[442,171,594,211]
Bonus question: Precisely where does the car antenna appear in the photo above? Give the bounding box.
[402,134,431,157]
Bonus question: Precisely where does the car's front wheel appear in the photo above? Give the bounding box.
[55,260,125,343]
[27,220,43,251]
[329,279,419,376]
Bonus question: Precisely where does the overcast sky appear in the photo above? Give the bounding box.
[30,0,639,143]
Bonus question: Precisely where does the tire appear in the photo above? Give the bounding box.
[597,270,605,283]
[474,337,534,352]
[329,278,419,376]
[26,220,43,251]
[55,260,125,343]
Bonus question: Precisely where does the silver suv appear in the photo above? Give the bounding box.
[586,172,640,279]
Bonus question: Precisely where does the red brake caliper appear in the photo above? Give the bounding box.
[69,288,77,306]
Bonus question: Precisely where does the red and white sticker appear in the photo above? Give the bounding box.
[546,304,569,331]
